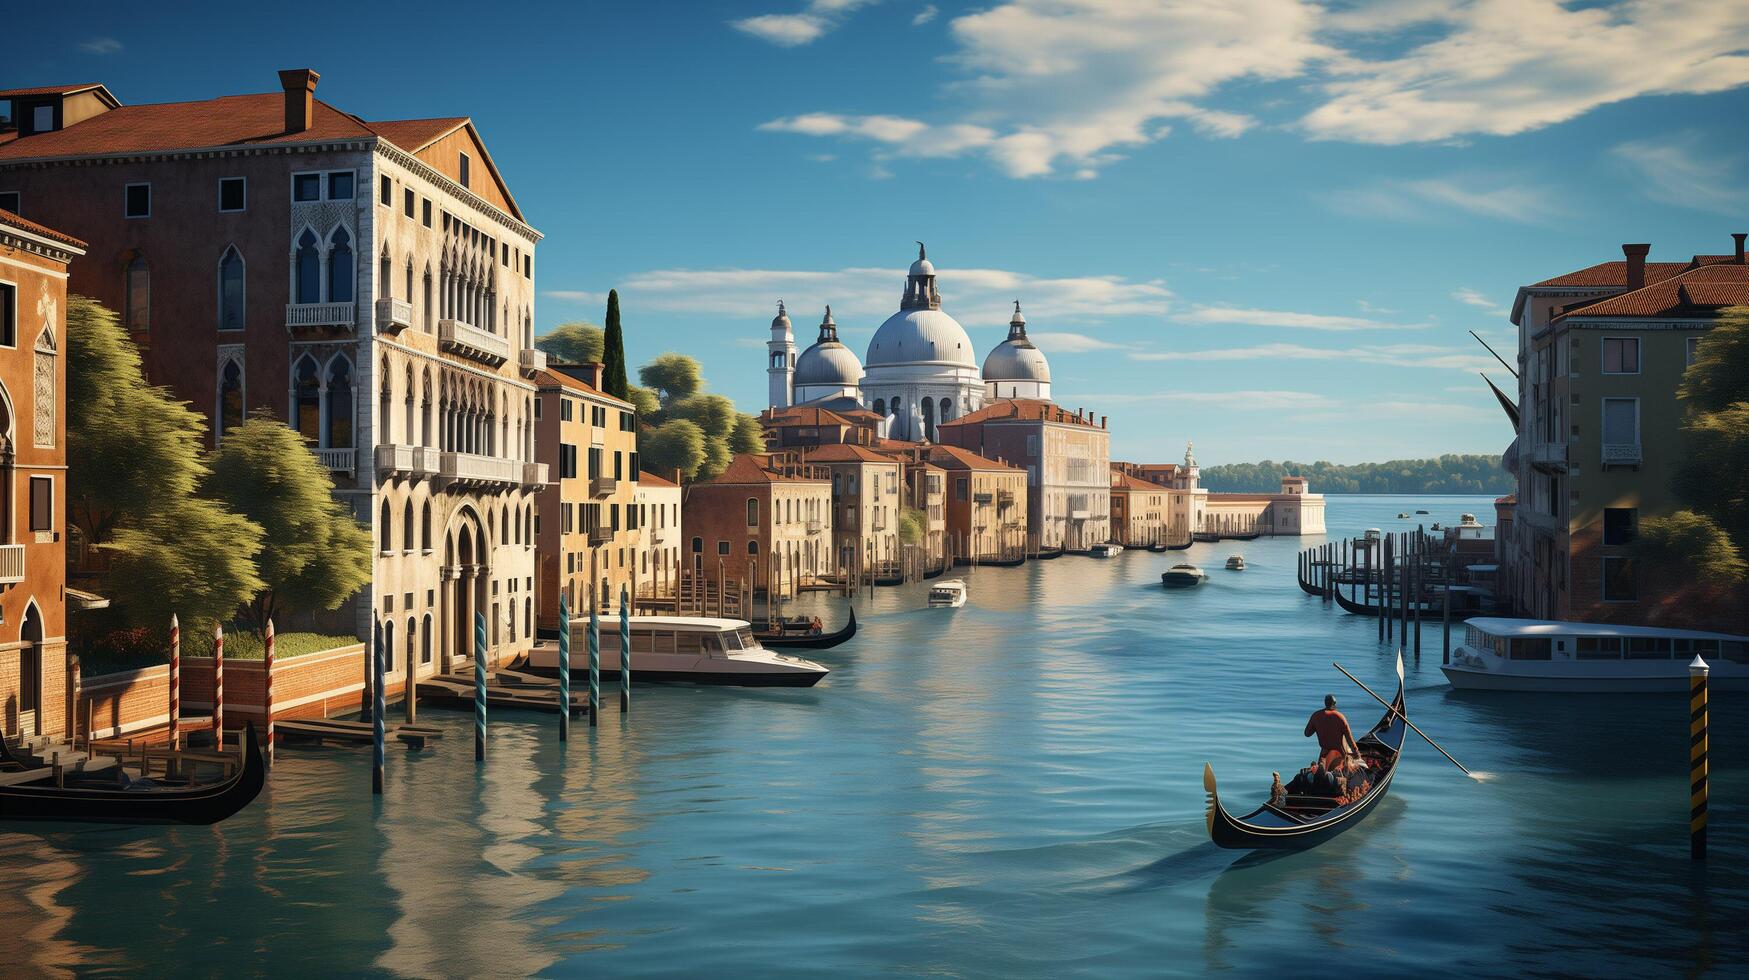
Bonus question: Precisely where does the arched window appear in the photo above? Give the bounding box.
[921,398,935,441]
[421,613,433,664]
[380,499,393,552]
[403,366,416,442]
[125,255,151,331]
[218,358,244,441]
[405,260,414,310]
[421,500,432,550]
[501,504,510,545]
[328,227,354,303]
[524,598,532,639]
[423,267,434,331]
[293,355,321,444]
[691,536,703,553]
[379,361,393,443]
[403,499,414,551]
[218,246,245,330]
[406,616,417,671]
[295,230,321,304]
[421,371,433,447]
[325,356,353,449]
[380,250,392,300]
[874,398,885,416]
[939,397,952,423]
[746,498,759,528]
[748,540,759,555]
[384,620,395,672]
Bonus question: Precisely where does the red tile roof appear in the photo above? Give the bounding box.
[1555,262,1749,320]
[0,93,380,160]
[763,405,853,427]
[0,207,86,249]
[1110,471,1162,492]
[804,443,898,464]
[367,117,469,153]
[938,398,1101,429]
[0,83,114,100]
[1530,260,1690,289]
[927,444,1022,472]
[532,368,631,406]
[703,453,829,485]
[637,471,678,489]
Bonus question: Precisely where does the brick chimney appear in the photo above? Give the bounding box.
[278,68,319,134]
[1622,243,1650,290]
[1734,233,1746,264]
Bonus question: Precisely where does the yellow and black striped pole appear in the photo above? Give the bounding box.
[1690,655,1709,861]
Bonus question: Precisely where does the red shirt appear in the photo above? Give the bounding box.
[1305,709,1353,752]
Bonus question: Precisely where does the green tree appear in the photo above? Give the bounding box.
[639,352,703,407]
[640,419,708,481]
[535,321,604,364]
[107,501,266,630]
[1638,510,1747,588]
[601,289,629,400]
[731,414,766,454]
[626,384,662,418]
[898,507,926,545]
[670,393,736,440]
[204,416,375,635]
[1196,454,1511,495]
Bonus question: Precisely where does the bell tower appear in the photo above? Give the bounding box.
[767,300,796,409]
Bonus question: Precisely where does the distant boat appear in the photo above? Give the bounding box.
[928,579,968,608]
[1225,555,1246,571]
[1090,542,1123,559]
[1415,509,1430,515]
[1162,564,1207,588]
[1397,512,1411,519]
[1443,618,1749,692]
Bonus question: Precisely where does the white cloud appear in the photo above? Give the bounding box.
[733,1,880,46]
[548,259,1171,333]
[755,0,1749,179]
[1092,389,1345,412]
[1134,342,1496,372]
[1031,331,1123,352]
[913,4,938,26]
[1173,306,1427,331]
[1322,176,1549,223]
[542,290,603,305]
[79,37,122,55]
[1451,287,1508,318]
[1612,132,1748,211]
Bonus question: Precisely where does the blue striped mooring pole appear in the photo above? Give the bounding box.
[620,585,631,714]
[474,611,488,761]
[588,601,601,727]
[372,619,385,795]
[558,589,571,741]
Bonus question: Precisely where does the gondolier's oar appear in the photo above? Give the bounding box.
[1332,658,1476,778]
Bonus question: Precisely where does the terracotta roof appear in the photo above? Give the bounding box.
[532,368,631,407]
[938,398,1102,429]
[703,453,829,485]
[0,83,114,100]
[637,471,678,489]
[804,443,898,464]
[1530,260,1691,289]
[0,207,86,249]
[1110,472,1162,492]
[0,93,379,160]
[1555,262,1749,320]
[1282,476,1308,483]
[763,405,853,427]
[367,116,468,152]
[927,444,1022,472]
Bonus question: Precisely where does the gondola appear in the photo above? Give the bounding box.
[1036,548,1065,560]
[1226,531,1260,541]
[922,562,948,580]
[756,608,857,650]
[1332,583,1439,618]
[0,733,45,772]
[1147,543,1170,553]
[0,723,266,826]
[961,554,1026,568]
[1204,658,1407,849]
[1166,538,1193,551]
[1297,559,1328,597]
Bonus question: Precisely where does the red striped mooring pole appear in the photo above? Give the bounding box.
[212,623,225,750]
[264,619,276,768]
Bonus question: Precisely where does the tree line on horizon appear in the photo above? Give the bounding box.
[1196,454,1511,495]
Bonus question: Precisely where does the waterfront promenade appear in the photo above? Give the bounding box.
[0,495,1743,977]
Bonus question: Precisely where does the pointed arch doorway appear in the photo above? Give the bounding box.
[441,506,490,671]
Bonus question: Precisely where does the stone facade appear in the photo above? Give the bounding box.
[682,453,833,596]
[928,445,1029,562]
[803,444,903,575]
[634,472,682,605]
[937,399,1109,552]
[533,364,639,627]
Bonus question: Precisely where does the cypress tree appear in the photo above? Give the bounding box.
[601,289,630,399]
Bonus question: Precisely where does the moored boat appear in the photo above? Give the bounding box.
[1090,542,1123,558]
[1162,564,1206,588]
[528,616,829,687]
[928,579,968,608]
[0,724,266,826]
[1165,537,1193,551]
[1442,617,1749,692]
[1225,555,1246,571]
[1204,659,1407,849]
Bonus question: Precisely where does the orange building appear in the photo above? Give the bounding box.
[0,209,79,740]
[682,453,832,598]
[928,445,1028,563]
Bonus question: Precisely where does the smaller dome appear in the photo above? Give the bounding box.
[982,300,1051,382]
[771,299,791,332]
[794,306,864,388]
[909,241,934,277]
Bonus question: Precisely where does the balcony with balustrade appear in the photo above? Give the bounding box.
[590,475,618,498]
[1530,440,1569,474]
[285,302,357,331]
[522,462,550,487]
[376,444,442,477]
[0,543,24,585]
[316,447,356,476]
[1602,442,1642,467]
[438,318,511,367]
[376,297,414,334]
[438,451,520,486]
[588,525,613,544]
[805,519,823,535]
[520,348,548,377]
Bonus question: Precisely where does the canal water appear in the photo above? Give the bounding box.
[3,495,1745,977]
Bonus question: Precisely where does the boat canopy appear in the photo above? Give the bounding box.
[1464,617,1747,642]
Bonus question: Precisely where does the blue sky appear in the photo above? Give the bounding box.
[17,1,1749,465]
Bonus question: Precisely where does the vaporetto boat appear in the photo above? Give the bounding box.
[1442,617,1748,693]
[527,616,830,687]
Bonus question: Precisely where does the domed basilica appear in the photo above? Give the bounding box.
[766,244,1053,441]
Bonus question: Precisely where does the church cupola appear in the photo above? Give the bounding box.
[1007,300,1030,344]
[817,304,839,343]
[901,241,942,311]
[767,299,798,410]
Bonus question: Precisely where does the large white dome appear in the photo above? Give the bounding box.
[795,341,863,387]
[866,309,976,368]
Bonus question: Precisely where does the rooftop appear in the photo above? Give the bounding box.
[927,444,1023,473]
[938,398,1103,429]
[532,367,632,407]
[1554,261,1749,321]
[0,207,86,249]
[638,471,679,489]
[804,443,899,464]
[702,453,831,486]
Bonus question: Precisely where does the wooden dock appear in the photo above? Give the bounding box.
[416,664,588,717]
[276,717,446,750]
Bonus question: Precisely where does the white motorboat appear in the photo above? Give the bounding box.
[1090,542,1123,558]
[1442,617,1748,693]
[527,616,829,687]
[1161,564,1207,588]
[928,579,968,608]
[1225,555,1246,571]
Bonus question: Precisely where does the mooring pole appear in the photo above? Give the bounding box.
[1382,536,1392,643]
[168,614,181,755]
[372,619,385,794]
[1442,545,1453,665]
[588,601,601,728]
[620,584,631,714]
[558,589,571,742]
[1691,656,1710,860]
[212,624,225,751]
[264,619,276,769]
[1413,526,1424,659]
[474,612,487,762]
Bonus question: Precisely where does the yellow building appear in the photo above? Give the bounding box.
[533,364,639,628]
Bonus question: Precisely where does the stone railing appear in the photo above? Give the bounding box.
[1602,442,1642,466]
[805,519,823,535]
[376,444,442,477]
[285,302,357,330]
[521,462,550,487]
[316,447,356,476]
[438,318,511,366]
[439,451,520,485]
[0,543,24,585]
[591,475,618,498]
[375,297,414,334]
[519,348,548,376]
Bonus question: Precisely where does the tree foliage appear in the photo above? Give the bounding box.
[639,352,703,406]
[1197,454,1510,495]
[107,500,265,630]
[1637,510,1747,588]
[535,321,604,364]
[640,419,708,481]
[601,289,630,400]
[731,414,766,454]
[204,416,374,634]
[898,507,926,545]
[669,393,736,440]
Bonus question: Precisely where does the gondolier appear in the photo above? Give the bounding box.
[1305,695,1359,771]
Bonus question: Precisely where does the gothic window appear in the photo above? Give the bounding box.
[327,227,354,303]
[325,355,353,449]
[405,260,414,311]
[379,360,393,443]
[403,366,416,443]
[295,230,321,304]
[218,358,244,441]
[423,266,433,331]
[874,398,885,416]
[218,246,245,331]
[939,397,952,423]
[125,256,150,331]
[403,499,414,551]
[421,613,433,664]
[380,250,392,300]
[422,500,432,550]
[293,355,321,445]
[380,498,393,552]
[32,326,54,448]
